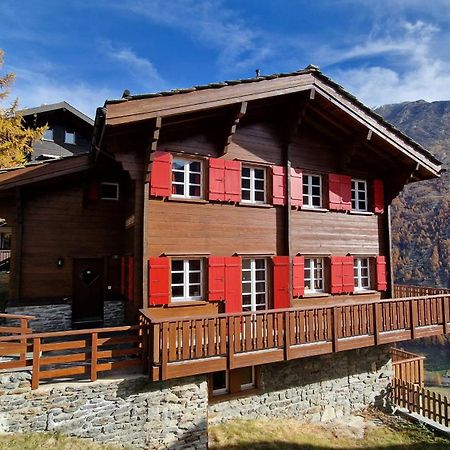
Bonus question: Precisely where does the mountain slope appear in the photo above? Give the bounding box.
[376,100,450,288]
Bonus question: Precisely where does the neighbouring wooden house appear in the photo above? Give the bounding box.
[0,67,445,403]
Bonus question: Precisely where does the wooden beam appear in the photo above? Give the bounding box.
[11,187,23,300]
[223,101,247,154]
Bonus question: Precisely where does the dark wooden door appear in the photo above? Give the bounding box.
[72,258,104,326]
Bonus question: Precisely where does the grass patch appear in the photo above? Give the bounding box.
[209,411,450,450]
[0,432,124,450]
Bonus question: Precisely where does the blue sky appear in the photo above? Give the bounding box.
[2,0,450,117]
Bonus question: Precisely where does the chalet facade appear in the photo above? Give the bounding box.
[0,67,446,407]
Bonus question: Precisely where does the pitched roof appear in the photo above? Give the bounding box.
[0,154,92,191]
[20,101,94,126]
[99,65,441,178]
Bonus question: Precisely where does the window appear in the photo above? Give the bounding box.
[172,158,202,199]
[304,257,325,293]
[241,166,266,204]
[100,182,119,200]
[171,259,202,301]
[303,174,322,208]
[43,128,53,141]
[354,257,370,291]
[212,371,228,396]
[240,366,256,390]
[0,233,11,250]
[65,130,76,145]
[242,258,268,312]
[351,179,368,212]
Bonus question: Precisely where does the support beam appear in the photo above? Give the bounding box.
[223,102,247,154]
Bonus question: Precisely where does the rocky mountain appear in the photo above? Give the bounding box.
[376,100,450,288]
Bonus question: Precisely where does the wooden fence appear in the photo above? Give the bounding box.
[143,292,450,380]
[395,285,450,298]
[392,378,450,428]
[391,348,425,387]
[0,324,142,389]
[0,250,10,265]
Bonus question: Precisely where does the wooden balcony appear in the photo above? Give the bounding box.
[141,286,450,381]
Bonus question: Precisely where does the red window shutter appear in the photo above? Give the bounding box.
[150,152,172,198]
[342,256,355,293]
[208,257,226,301]
[376,256,388,291]
[148,257,170,306]
[290,168,303,208]
[328,174,351,211]
[209,159,225,201]
[87,180,99,201]
[273,256,290,309]
[120,256,126,296]
[330,256,343,294]
[272,166,287,206]
[128,256,134,302]
[292,256,305,297]
[373,179,384,214]
[224,256,242,313]
[224,160,241,202]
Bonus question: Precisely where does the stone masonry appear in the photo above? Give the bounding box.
[209,345,392,425]
[0,372,208,449]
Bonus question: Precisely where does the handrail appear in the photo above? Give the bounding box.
[0,324,139,342]
[0,313,36,321]
[140,293,450,324]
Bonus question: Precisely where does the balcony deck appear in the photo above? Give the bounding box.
[141,285,450,381]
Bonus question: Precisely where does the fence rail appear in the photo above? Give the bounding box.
[0,250,10,264]
[392,378,450,428]
[0,323,142,389]
[395,285,450,298]
[143,291,450,381]
[391,348,425,387]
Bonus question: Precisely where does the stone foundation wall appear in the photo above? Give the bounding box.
[0,371,208,449]
[209,345,392,425]
[6,299,125,332]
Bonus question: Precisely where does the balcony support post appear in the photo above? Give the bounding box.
[410,299,418,340]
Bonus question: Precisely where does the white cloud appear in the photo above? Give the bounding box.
[103,43,167,91]
[5,66,115,118]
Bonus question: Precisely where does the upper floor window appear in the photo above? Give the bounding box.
[43,128,53,141]
[171,259,202,301]
[303,174,322,208]
[100,182,119,200]
[354,257,370,291]
[304,257,325,293]
[351,179,368,212]
[172,158,202,199]
[242,258,268,312]
[65,130,76,145]
[241,166,266,204]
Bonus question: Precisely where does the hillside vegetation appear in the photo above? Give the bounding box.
[376,100,450,287]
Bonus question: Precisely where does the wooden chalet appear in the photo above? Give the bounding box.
[0,66,446,397]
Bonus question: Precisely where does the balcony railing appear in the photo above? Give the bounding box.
[141,291,450,381]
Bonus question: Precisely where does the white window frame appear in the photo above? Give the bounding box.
[100,182,119,200]
[302,174,322,208]
[43,127,54,142]
[171,258,203,302]
[240,366,256,390]
[351,179,368,212]
[64,130,76,145]
[354,257,370,291]
[241,166,266,204]
[171,158,203,199]
[304,257,325,293]
[242,258,268,312]
[212,370,229,396]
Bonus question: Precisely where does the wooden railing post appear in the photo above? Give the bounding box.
[19,318,27,365]
[332,306,340,352]
[228,317,235,369]
[443,296,449,335]
[374,303,381,345]
[284,311,291,360]
[161,322,169,380]
[31,337,40,390]
[90,332,98,382]
[410,299,418,339]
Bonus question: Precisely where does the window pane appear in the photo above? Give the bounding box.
[312,186,320,196]
[242,190,251,200]
[242,178,250,189]
[256,270,265,281]
[255,259,265,270]
[173,172,184,182]
[358,201,366,210]
[255,191,265,202]
[256,282,265,293]
[171,273,183,285]
[254,169,265,180]
[242,259,251,270]
[189,260,201,271]
[189,285,201,297]
[242,283,251,293]
[212,371,227,392]
[311,176,321,185]
[172,260,183,271]
[190,161,201,172]
[255,294,266,305]
[190,173,201,184]
[255,180,264,191]
[171,286,183,297]
[189,272,200,284]
[189,186,201,197]
[312,197,321,207]
[242,295,252,307]
[242,167,250,177]
[44,128,53,140]
[172,184,184,195]
[173,160,185,170]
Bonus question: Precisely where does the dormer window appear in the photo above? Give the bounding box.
[43,128,54,141]
[65,130,76,145]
